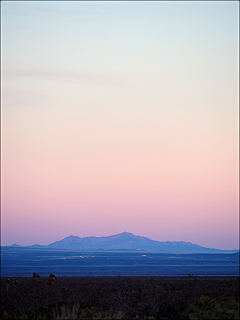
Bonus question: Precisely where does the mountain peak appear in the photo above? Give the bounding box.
[45,232,231,252]
[119,232,135,236]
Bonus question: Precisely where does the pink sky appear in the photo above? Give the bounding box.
[1,1,239,250]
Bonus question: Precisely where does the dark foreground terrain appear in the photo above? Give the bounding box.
[1,276,239,319]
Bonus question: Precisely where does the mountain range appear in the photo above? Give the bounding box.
[9,232,238,253]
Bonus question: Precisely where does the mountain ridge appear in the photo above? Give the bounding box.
[6,232,239,253]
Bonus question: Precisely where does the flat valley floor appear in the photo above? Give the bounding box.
[1,248,239,318]
[1,248,239,277]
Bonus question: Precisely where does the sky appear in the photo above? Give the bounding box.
[1,1,239,250]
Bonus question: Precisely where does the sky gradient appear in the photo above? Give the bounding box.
[1,1,239,249]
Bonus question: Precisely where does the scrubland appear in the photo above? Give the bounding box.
[1,276,239,319]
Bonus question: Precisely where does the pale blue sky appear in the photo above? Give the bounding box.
[2,1,238,119]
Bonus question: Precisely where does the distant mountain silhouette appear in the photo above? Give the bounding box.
[6,232,238,252]
[42,232,236,253]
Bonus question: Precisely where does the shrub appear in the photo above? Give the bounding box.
[12,278,21,286]
[46,274,58,286]
[2,305,52,319]
[187,295,239,319]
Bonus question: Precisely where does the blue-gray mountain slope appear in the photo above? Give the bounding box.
[44,232,236,253]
